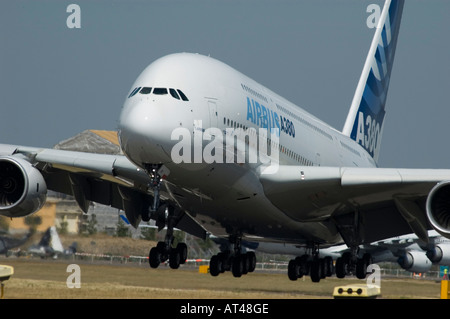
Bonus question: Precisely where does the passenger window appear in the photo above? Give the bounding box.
[140,87,152,94]
[153,88,168,95]
[170,88,180,100]
[177,89,189,101]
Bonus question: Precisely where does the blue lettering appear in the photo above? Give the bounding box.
[246,97,254,123]
[274,112,280,136]
[255,101,261,126]
[244,97,291,138]
[261,104,268,129]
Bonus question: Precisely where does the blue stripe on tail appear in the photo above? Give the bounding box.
[348,0,404,162]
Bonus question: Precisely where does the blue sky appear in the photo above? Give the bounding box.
[1,0,449,168]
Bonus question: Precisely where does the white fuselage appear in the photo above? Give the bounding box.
[118,53,376,245]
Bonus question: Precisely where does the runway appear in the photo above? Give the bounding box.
[0,257,441,299]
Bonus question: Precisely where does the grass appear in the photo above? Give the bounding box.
[0,258,442,299]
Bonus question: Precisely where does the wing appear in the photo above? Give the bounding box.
[0,144,207,239]
[260,165,450,244]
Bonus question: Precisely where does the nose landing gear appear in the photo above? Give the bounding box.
[143,164,189,270]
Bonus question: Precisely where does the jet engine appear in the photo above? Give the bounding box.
[0,156,47,218]
[426,244,450,265]
[397,250,432,273]
[426,181,450,238]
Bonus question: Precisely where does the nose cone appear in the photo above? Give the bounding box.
[118,100,172,166]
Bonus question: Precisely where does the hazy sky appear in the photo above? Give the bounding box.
[1,0,449,169]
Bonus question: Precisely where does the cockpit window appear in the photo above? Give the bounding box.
[177,89,189,101]
[153,88,168,95]
[129,86,189,102]
[140,87,152,94]
[128,87,141,98]
[169,88,180,100]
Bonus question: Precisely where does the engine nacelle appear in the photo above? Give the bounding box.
[0,156,47,218]
[397,250,432,273]
[426,181,450,238]
[426,244,450,265]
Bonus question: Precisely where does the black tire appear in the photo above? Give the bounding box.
[232,255,243,278]
[241,254,249,275]
[217,252,228,272]
[310,259,321,283]
[169,249,181,269]
[335,257,346,278]
[296,255,309,278]
[156,241,168,262]
[149,247,161,269]
[323,256,333,277]
[356,258,368,279]
[247,252,256,272]
[288,259,299,281]
[210,255,222,276]
[177,243,188,264]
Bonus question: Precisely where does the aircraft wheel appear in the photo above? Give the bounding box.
[310,258,322,283]
[210,255,222,277]
[247,252,256,272]
[288,259,299,281]
[149,247,161,268]
[242,254,249,275]
[156,241,168,262]
[232,255,243,278]
[177,243,188,264]
[323,256,333,277]
[335,257,346,278]
[356,253,372,279]
[169,248,181,269]
[296,255,309,278]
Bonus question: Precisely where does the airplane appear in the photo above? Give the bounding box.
[234,230,450,281]
[327,230,450,279]
[0,230,32,256]
[1,0,450,282]
[27,226,77,258]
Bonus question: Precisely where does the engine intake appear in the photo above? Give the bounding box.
[0,156,47,218]
[427,244,450,265]
[426,181,450,238]
[397,250,432,273]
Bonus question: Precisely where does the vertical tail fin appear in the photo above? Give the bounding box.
[342,0,405,164]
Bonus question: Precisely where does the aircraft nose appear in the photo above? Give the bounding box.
[118,101,172,165]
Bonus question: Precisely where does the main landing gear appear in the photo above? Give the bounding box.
[288,246,334,283]
[149,241,188,269]
[147,204,189,269]
[335,251,373,280]
[287,246,373,282]
[209,236,257,278]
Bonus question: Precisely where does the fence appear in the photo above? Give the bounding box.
[65,252,444,280]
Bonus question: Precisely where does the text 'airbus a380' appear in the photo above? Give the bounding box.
[1,0,449,283]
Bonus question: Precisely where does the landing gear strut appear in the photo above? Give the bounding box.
[333,210,373,280]
[209,235,257,278]
[143,165,189,270]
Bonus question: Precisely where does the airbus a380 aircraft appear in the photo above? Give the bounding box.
[1,0,450,282]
